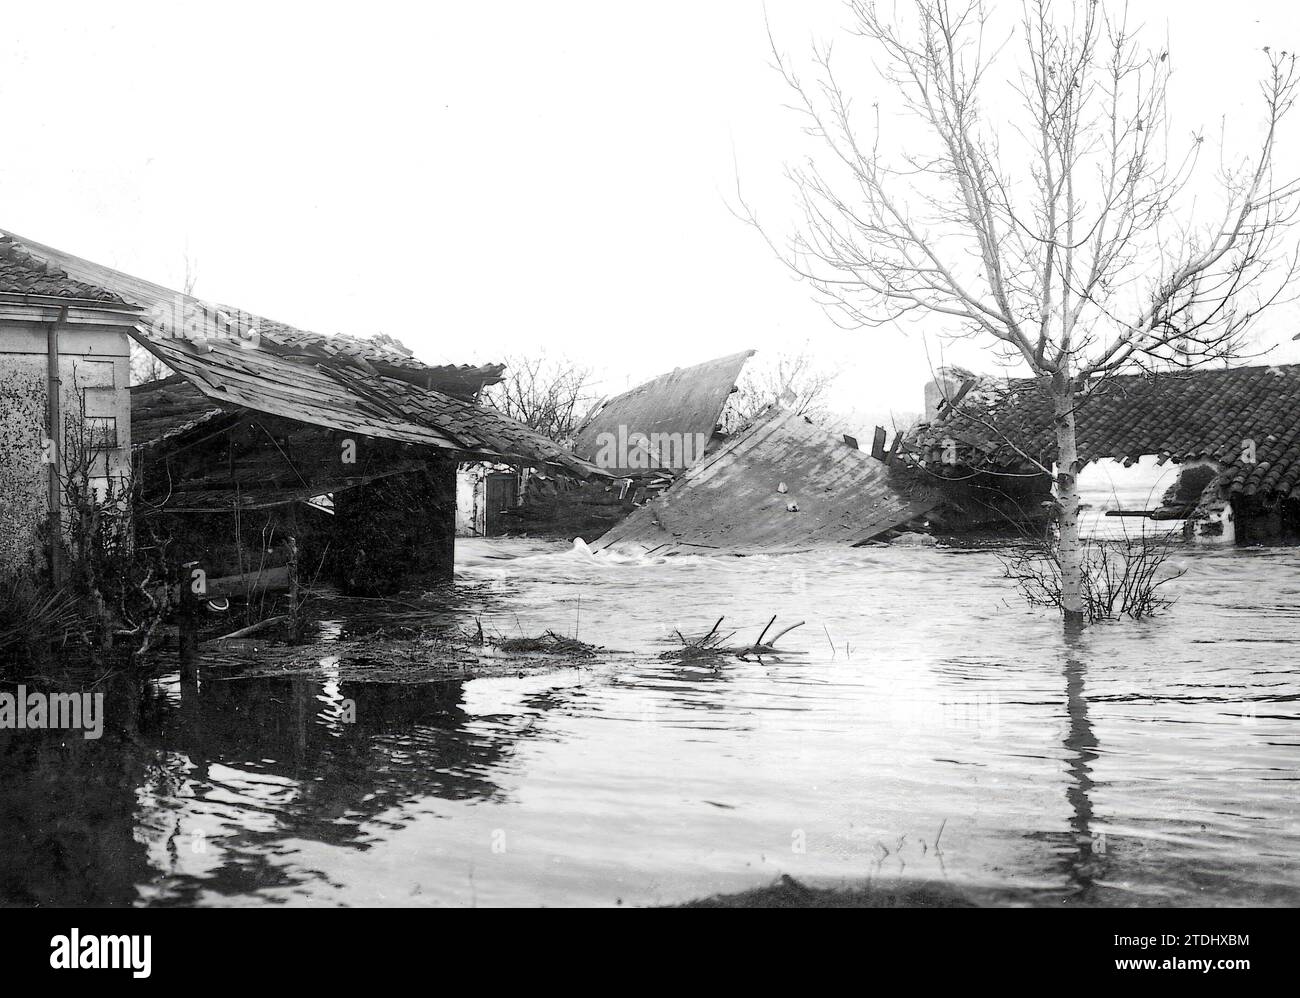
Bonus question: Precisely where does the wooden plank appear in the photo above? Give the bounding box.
[572,350,754,475]
[592,408,939,555]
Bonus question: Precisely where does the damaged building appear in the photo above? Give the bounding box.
[501,350,756,538]
[592,406,938,556]
[0,228,604,601]
[502,348,938,555]
[906,365,1300,544]
[0,236,141,578]
[455,462,523,538]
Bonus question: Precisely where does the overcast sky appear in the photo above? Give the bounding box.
[3,1,1299,417]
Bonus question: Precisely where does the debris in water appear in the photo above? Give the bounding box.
[495,631,599,658]
[661,614,806,662]
[660,616,735,662]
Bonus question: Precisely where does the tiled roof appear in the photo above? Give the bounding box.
[326,369,598,475]
[131,359,603,478]
[136,335,460,448]
[0,236,127,304]
[909,364,1300,499]
[0,228,502,396]
[3,227,579,477]
[231,315,504,390]
[418,363,507,398]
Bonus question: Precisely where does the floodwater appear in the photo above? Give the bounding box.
[2,534,1298,907]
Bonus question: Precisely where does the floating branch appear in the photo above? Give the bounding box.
[736,617,805,658]
[662,614,806,662]
[209,614,287,643]
[660,616,737,661]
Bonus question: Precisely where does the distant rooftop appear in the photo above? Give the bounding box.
[910,364,1300,500]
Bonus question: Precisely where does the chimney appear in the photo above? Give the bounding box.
[923,376,960,421]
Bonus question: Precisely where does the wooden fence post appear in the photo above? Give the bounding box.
[178,560,204,681]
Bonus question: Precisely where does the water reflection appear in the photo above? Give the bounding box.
[1,662,584,905]
[1061,628,1099,896]
[0,672,162,906]
[1,539,1297,907]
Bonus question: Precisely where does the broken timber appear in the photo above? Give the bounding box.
[573,350,755,477]
[590,407,940,556]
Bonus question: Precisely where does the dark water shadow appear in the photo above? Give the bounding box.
[1061,626,1100,897]
[0,656,581,906]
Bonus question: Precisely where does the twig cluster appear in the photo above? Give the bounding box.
[1000,527,1186,621]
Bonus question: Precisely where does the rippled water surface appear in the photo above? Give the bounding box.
[3,537,1298,907]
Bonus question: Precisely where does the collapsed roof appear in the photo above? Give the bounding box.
[1,228,600,479]
[573,350,755,477]
[908,365,1300,500]
[591,407,939,556]
[1,229,477,379]
[131,365,593,475]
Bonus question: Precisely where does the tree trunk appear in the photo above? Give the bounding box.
[1051,370,1087,627]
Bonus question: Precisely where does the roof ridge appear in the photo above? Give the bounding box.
[969,362,1300,396]
[0,228,479,378]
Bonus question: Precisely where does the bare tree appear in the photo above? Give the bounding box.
[486,354,597,444]
[744,0,1300,625]
[721,349,840,431]
[130,340,169,386]
[129,252,199,385]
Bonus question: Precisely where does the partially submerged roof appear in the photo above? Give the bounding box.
[591,407,939,556]
[573,350,754,476]
[909,364,1300,499]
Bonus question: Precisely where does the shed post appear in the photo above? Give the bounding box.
[286,504,301,644]
[178,560,202,681]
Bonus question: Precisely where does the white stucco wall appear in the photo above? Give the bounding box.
[0,320,132,574]
[1073,455,1231,544]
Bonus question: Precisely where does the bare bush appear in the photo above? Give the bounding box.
[1001,529,1186,622]
[55,386,172,660]
[721,350,839,432]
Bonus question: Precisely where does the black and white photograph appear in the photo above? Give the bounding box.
[0,0,1294,974]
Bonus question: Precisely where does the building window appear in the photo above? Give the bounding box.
[86,416,118,450]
